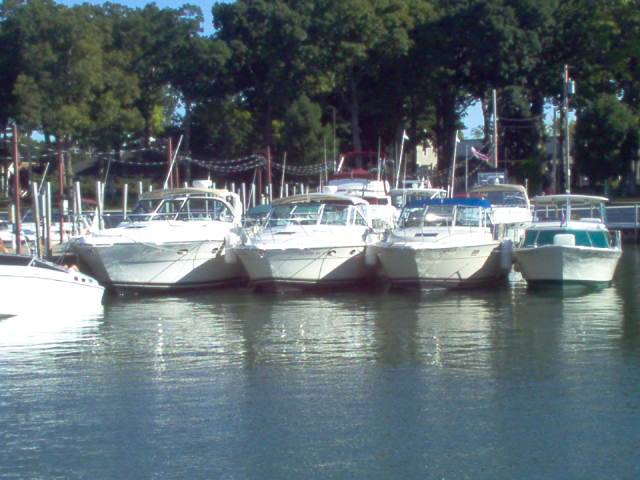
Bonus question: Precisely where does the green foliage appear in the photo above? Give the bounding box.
[574,93,639,183]
[0,0,638,190]
[277,95,331,165]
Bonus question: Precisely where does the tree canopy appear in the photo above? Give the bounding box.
[0,0,638,193]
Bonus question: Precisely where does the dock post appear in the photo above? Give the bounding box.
[31,182,41,258]
[123,184,128,220]
[633,203,640,243]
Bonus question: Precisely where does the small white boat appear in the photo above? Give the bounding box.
[0,254,104,318]
[70,185,245,291]
[468,183,532,242]
[513,194,622,286]
[231,193,378,290]
[370,198,511,288]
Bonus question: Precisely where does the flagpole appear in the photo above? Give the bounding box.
[465,145,469,192]
[449,130,459,197]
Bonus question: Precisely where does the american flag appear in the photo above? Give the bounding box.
[471,146,491,163]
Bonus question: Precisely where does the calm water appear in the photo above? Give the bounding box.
[2,247,640,479]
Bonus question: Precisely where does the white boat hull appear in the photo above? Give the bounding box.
[74,239,245,290]
[0,264,104,318]
[514,245,621,285]
[235,245,372,288]
[372,242,506,288]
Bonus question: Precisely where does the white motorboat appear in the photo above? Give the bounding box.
[0,254,104,318]
[70,185,246,291]
[468,183,532,242]
[513,194,622,286]
[370,198,511,288]
[231,193,378,289]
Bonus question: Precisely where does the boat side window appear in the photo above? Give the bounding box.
[289,204,321,225]
[391,194,403,208]
[523,230,538,247]
[177,197,205,220]
[266,205,294,227]
[156,199,184,220]
[503,193,527,207]
[536,230,558,246]
[456,206,481,227]
[130,199,163,220]
[320,204,349,225]
[353,207,368,226]
[589,231,611,248]
[214,201,234,222]
[423,205,453,227]
[399,207,424,228]
[573,231,591,246]
[177,198,234,222]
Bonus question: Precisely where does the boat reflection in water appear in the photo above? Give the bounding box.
[0,254,633,479]
[0,309,103,356]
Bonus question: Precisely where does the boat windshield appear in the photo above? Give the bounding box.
[470,190,528,207]
[522,229,612,248]
[128,196,233,222]
[266,202,360,227]
[399,204,487,228]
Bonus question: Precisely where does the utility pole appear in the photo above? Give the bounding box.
[551,107,558,193]
[492,89,498,169]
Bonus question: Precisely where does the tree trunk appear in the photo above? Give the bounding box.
[349,78,362,155]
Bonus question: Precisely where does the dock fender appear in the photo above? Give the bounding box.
[500,238,513,272]
[363,228,379,267]
[365,245,378,267]
[224,231,240,264]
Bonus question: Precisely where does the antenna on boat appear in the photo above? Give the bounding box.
[449,130,460,197]
[163,135,183,190]
[395,130,409,189]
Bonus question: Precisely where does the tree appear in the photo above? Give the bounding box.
[310,0,421,153]
[111,4,205,146]
[277,94,330,165]
[213,0,317,153]
[574,94,639,188]
[9,1,107,140]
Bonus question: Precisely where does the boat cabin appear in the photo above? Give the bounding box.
[468,184,529,208]
[265,194,370,228]
[127,188,241,223]
[522,194,618,249]
[398,198,493,229]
